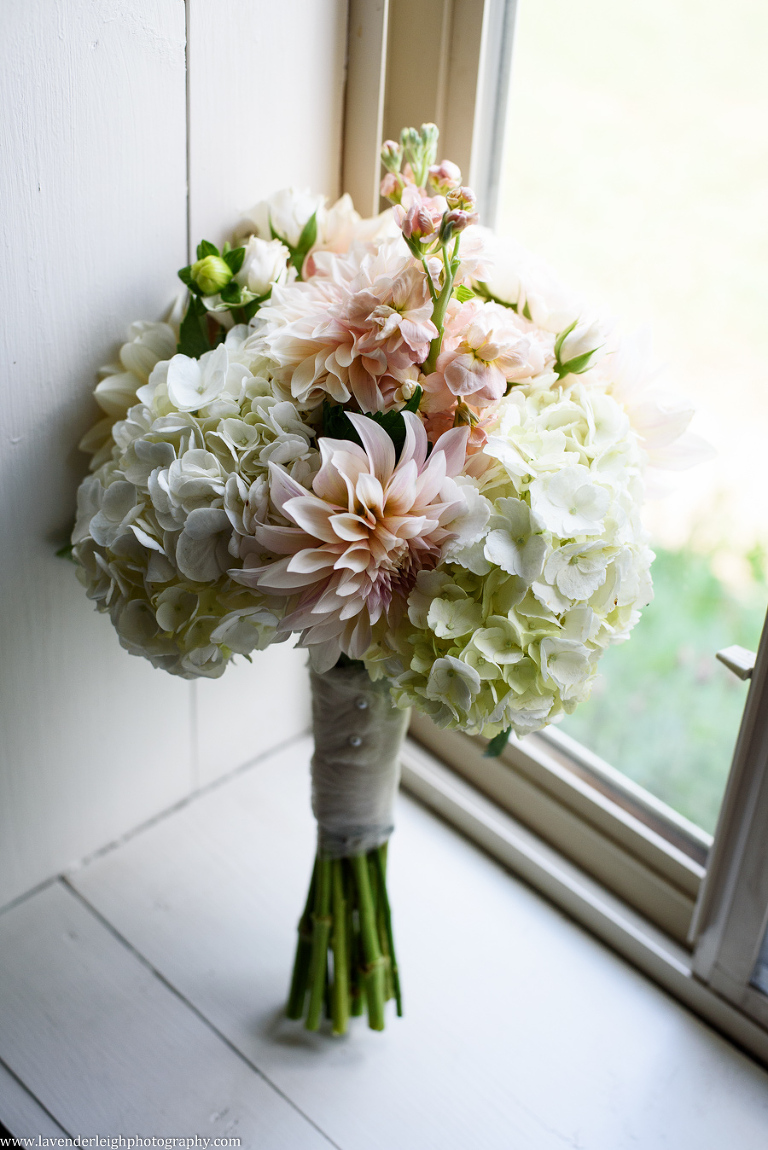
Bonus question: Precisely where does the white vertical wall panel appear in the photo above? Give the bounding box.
[0,0,192,906]
[187,0,349,244]
[187,0,349,777]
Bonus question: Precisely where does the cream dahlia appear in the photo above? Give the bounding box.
[236,412,477,669]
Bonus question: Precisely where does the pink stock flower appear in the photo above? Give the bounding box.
[393,200,436,241]
[380,172,401,201]
[428,160,462,195]
[237,413,471,670]
[393,185,447,242]
[446,186,478,213]
[440,208,479,241]
[435,302,549,407]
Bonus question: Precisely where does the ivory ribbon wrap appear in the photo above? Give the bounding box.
[310,664,410,859]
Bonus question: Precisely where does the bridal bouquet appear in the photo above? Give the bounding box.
[71,124,700,1034]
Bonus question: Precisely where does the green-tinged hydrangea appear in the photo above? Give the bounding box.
[366,380,654,737]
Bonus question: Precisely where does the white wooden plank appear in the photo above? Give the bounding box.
[195,644,310,787]
[0,0,194,906]
[185,0,345,782]
[187,0,348,246]
[0,882,331,1146]
[70,739,768,1150]
[341,0,389,216]
[0,1060,68,1140]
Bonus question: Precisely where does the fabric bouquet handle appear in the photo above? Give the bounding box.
[287,663,410,1033]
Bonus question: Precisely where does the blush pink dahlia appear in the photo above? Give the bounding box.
[260,240,437,414]
[237,413,472,670]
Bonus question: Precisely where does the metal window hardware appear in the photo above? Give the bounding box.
[716,645,756,681]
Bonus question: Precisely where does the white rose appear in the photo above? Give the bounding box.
[235,236,290,296]
[556,319,603,373]
[239,187,324,248]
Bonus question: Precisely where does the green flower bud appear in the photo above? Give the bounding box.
[190,254,233,296]
[419,122,439,167]
[381,139,403,173]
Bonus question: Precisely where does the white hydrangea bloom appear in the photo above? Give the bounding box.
[72,319,318,678]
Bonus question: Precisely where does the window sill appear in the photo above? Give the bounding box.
[401,735,768,1067]
[409,712,706,945]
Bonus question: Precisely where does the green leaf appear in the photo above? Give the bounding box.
[196,239,219,260]
[473,281,518,313]
[56,541,75,562]
[240,294,266,323]
[289,211,318,278]
[321,402,363,447]
[269,217,287,245]
[557,349,598,377]
[320,389,423,459]
[223,246,245,275]
[177,295,211,358]
[454,284,475,303]
[553,319,578,363]
[219,280,243,305]
[484,727,512,758]
[402,385,423,413]
[177,265,193,287]
[295,212,318,258]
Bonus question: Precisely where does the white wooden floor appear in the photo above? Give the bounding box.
[2,737,768,1149]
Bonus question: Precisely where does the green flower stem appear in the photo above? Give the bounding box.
[345,861,364,1017]
[285,859,317,1019]
[351,854,387,1031]
[374,845,402,1017]
[285,846,400,1032]
[421,256,438,304]
[305,856,332,1031]
[369,853,390,1000]
[330,859,350,1036]
[422,235,462,374]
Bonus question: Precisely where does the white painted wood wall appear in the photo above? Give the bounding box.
[0,0,348,907]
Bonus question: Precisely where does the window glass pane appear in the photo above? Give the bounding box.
[498,0,768,833]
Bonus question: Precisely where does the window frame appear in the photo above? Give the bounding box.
[341,0,768,1062]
